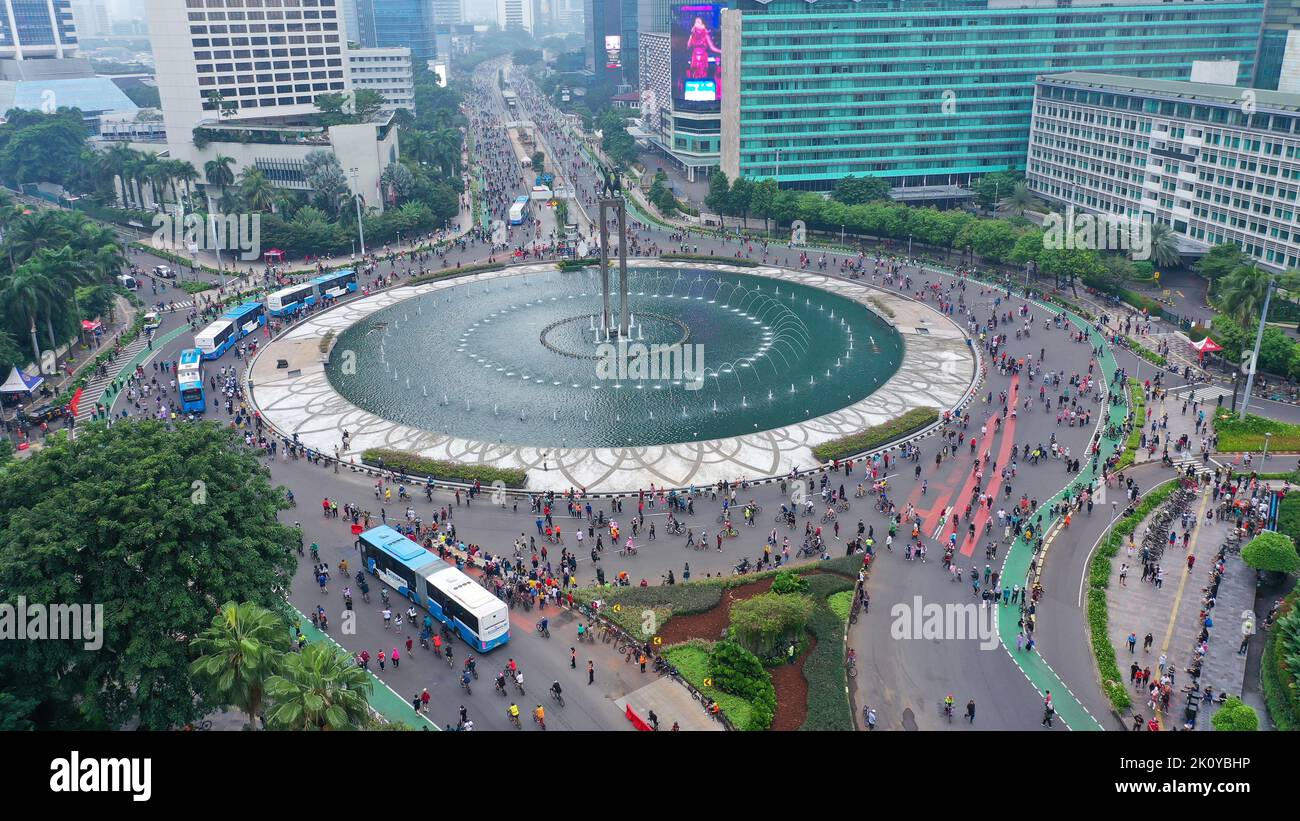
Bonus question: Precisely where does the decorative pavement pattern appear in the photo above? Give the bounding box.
[247,260,978,491]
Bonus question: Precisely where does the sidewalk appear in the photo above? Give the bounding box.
[1104,484,1245,729]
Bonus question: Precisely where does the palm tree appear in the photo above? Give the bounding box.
[205,155,236,213]
[1217,265,1273,327]
[1000,183,1044,217]
[173,160,200,209]
[103,143,138,208]
[1147,222,1182,270]
[238,168,278,213]
[400,129,434,166]
[24,247,91,347]
[189,602,289,731]
[434,128,463,177]
[264,642,373,730]
[0,265,56,362]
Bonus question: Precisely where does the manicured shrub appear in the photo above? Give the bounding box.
[360,448,527,487]
[708,640,776,730]
[811,407,940,462]
[771,569,809,595]
[1210,697,1259,731]
[1241,531,1300,575]
[729,592,813,659]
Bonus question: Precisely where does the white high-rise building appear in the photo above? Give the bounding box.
[348,45,412,111]
[496,0,532,34]
[146,0,398,212]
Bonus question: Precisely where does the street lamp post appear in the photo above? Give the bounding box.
[1239,271,1276,421]
[908,233,913,258]
[349,168,366,257]
[1108,501,1119,555]
[1264,431,1273,461]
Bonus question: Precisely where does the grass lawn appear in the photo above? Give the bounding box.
[1214,411,1300,453]
[662,642,756,730]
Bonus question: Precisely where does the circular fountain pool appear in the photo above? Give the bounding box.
[322,265,904,448]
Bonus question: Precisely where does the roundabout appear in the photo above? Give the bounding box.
[249,259,979,490]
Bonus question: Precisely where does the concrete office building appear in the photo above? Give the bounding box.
[433,0,463,26]
[348,45,412,111]
[1026,71,1300,272]
[145,0,396,212]
[497,0,533,33]
[356,0,436,66]
[583,0,619,78]
[0,0,78,59]
[719,0,1267,193]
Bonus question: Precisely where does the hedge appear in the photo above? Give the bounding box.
[1260,584,1299,732]
[408,262,504,286]
[811,407,940,462]
[557,257,598,271]
[1086,480,1179,712]
[798,573,856,731]
[660,253,758,267]
[1126,338,1166,367]
[1114,378,1146,472]
[360,448,528,487]
[178,280,216,294]
[868,297,895,318]
[1214,410,1300,453]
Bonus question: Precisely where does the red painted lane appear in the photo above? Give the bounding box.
[960,376,1020,556]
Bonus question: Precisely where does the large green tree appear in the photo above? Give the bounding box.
[831,174,891,206]
[0,422,299,729]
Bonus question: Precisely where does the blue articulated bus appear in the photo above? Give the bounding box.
[266,282,319,317]
[222,301,267,340]
[359,525,510,652]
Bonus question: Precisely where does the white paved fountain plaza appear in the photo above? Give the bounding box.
[248,260,978,491]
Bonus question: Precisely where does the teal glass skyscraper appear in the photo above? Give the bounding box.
[719,0,1267,191]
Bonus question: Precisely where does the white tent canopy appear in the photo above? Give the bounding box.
[0,366,43,395]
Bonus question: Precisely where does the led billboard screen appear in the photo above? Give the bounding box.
[671,4,723,111]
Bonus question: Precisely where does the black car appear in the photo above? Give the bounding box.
[20,403,63,424]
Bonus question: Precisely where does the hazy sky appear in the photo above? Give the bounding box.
[463,0,500,23]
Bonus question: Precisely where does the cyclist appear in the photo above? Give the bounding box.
[495,671,507,694]
[507,703,521,727]
[514,669,525,692]
[432,632,442,657]
[461,669,472,690]
[533,704,545,728]
[507,658,518,675]
[445,645,454,666]
[576,621,587,642]
[550,680,563,700]
[538,616,549,636]
[464,655,477,677]
[944,693,955,718]
[309,542,319,560]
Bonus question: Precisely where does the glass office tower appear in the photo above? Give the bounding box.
[720,0,1267,191]
[357,0,436,67]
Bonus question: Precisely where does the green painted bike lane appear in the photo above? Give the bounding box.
[91,322,194,417]
[993,302,1129,731]
[292,611,441,730]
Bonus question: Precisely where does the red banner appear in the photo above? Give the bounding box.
[68,387,83,418]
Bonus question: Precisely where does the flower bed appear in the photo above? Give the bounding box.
[360,448,527,487]
[659,253,758,267]
[811,407,940,463]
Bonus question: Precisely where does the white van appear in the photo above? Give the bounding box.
[143,312,161,330]
[117,273,138,290]
[152,265,175,279]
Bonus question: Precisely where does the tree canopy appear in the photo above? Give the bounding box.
[0,422,299,729]
[1242,530,1300,575]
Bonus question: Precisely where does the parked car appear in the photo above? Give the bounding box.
[20,403,62,424]
[152,265,175,279]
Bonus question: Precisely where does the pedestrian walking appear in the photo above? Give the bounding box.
[570,647,577,669]
[587,660,595,685]
[1127,632,1137,653]
[1143,632,1153,652]
[1041,691,1054,727]
[421,688,430,713]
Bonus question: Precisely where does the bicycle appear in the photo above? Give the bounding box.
[460,678,472,695]
[846,656,858,678]
[941,701,954,723]
[822,511,837,524]
[551,689,565,708]
[508,711,521,729]
[837,499,851,513]
[535,620,550,638]
[722,526,739,538]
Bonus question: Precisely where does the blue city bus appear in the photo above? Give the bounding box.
[359,525,510,652]
[508,195,529,225]
[177,348,205,412]
[222,301,267,339]
[194,319,237,360]
[311,269,358,302]
[266,282,319,317]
